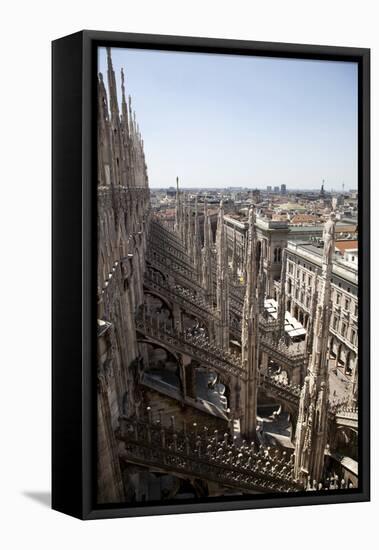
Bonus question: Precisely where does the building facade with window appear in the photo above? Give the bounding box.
[284,240,358,379]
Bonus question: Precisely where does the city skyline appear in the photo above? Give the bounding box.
[98,47,358,190]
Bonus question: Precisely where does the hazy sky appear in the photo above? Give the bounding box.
[98,47,358,190]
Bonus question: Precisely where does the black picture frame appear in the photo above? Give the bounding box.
[52,30,370,520]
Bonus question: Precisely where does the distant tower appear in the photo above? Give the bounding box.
[240,207,259,440]
[293,212,337,485]
[215,200,230,350]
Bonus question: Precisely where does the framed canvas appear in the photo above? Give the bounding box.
[52,30,370,520]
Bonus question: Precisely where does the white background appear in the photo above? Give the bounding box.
[0,1,376,548]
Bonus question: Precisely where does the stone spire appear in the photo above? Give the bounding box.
[192,197,202,278]
[97,72,114,189]
[240,207,259,439]
[349,358,358,407]
[215,200,229,350]
[186,197,193,258]
[174,176,180,233]
[128,95,134,136]
[258,255,265,314]
[243,232,248,283]
[120,68,129,132]
[231,228,238,280]
[182,193,188,246]
[305,271,319,356]
[293,212,337,485]
[201,198,213,302]
[276,249,287,340]
[106,47,119,121]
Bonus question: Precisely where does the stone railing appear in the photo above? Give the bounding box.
[260,334,307,369]
[136,308,306,410]
[118,415,354,493]
[260,371,302,406]
[332,406,358,430]
[117,415,302,493]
